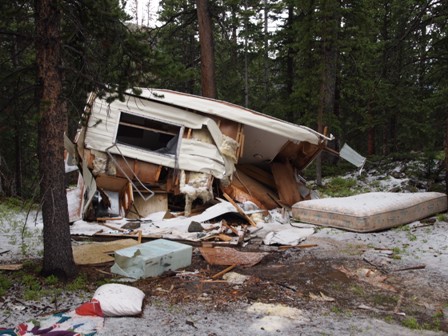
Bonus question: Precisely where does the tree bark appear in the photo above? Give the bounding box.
[445,116,448,196]
[316,0,339,186]
[196,0,216,98]
[34,0,77,279]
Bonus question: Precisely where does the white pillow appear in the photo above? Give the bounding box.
[93,284,145,317]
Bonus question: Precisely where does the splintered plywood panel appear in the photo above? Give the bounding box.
[127,193,168,219]
[72,239,139,265]
[275,141,320,171]
[226,169,278,209]
[271,161,303,206]
[236,164,276,189]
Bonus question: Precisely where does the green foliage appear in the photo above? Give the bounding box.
[45,275,59,286]
[436,214,447,222]
[402,316,420,329]
[66,274,88,291]
[0,274,12,297]
[318,176,358,197]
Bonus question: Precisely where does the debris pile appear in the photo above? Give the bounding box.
[65,88,334,226]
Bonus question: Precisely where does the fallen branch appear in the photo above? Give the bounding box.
[392,264,426,272]
[278,244,318,251]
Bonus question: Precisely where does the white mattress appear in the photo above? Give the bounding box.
[291,192,447,232]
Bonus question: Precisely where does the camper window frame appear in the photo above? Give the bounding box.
[115,111,182,156]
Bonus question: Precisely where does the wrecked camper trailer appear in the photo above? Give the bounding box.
[65,88,334,223]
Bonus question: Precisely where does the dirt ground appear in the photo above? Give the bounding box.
[1,217,447,335]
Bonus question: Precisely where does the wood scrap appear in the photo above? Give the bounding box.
[227,169,278,209]
[236,164,277,189]
[0,264,23,271]
[72,239,139,265]
[392,264,426,272]
[271,161,303,205]
[222,220,240,236]
[217,233,233,242]
[278,244,318,250]
[137,230,142,244]
[211,265,237,280]
[222,192,257,226]
[98,222,129,232]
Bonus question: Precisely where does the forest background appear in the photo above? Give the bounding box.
[0,0,446,277]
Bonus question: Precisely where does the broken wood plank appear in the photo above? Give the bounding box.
[222,192,257,226]
[237,164,276,189]
[232,169,278,209]
[98,222,129,232]
[275,141,321,171]
[0,264,23,271]
[222,220,240,236]
[211,264,237,280]
[72,239,139,265]
[217,233,233,242]
[271,161,303,206]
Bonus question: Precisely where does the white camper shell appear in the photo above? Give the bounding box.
[66,89,333,222]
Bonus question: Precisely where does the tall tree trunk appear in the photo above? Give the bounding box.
[263,0,269,100]
[14,125,22,196]
[196,0,216,98]
[316,0,339,186]
[34,0,77,279]
[445,116,448,196]
[244,0,249,107]
[285,4,295,122]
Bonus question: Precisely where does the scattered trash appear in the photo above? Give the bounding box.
[335,265,397,292]
[263,227,314,246]
[222,271,250,284]
[92,283,145,316]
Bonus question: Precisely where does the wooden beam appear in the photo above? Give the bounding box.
[271,161,303,206]
[222,192,257,226]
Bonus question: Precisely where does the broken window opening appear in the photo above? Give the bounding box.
[116,112,181,154]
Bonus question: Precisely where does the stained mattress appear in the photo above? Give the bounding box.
[291,192,447,232]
